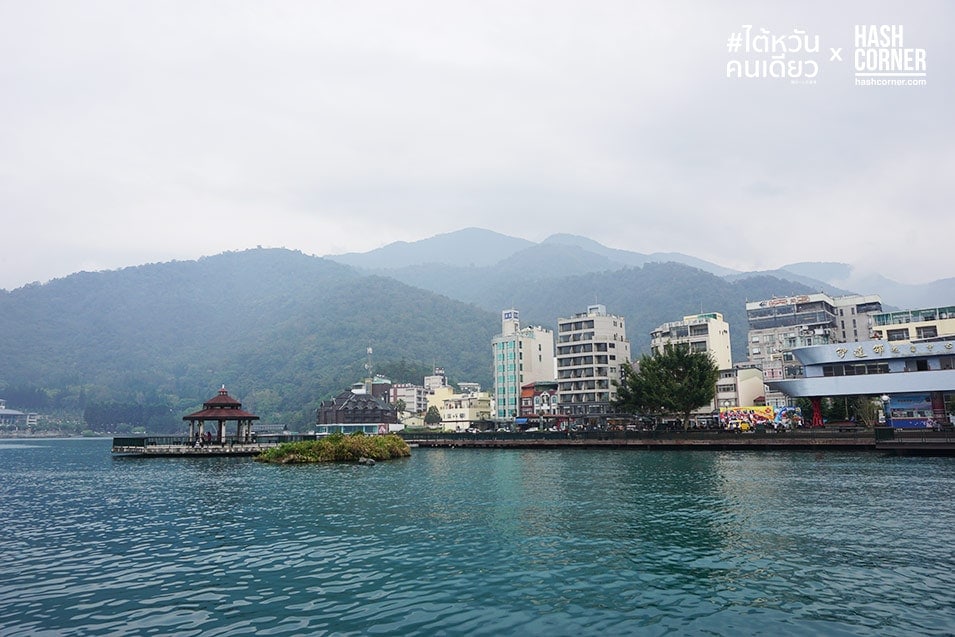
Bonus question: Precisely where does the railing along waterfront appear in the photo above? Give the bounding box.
[111,434,320,449]
[874,427,955,454]
[400,428,876,447]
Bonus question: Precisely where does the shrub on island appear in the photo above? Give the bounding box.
[255,432,411,464]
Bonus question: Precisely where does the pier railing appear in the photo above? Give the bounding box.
[112,434,320,448]
[400,428,874,443]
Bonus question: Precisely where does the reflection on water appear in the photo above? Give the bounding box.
[0,440,953,636]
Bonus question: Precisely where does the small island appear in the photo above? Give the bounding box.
[255,432,411,464]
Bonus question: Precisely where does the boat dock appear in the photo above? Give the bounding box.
[111,434,315,457]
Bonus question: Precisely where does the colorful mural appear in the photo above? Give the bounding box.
[887,393,936,429]
[719,406,774,430]
[774,406,803,428]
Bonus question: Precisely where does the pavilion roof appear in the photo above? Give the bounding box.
[183,386,260,421]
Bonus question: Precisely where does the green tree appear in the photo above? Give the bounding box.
[852,396,881,429]
[615,343,720,428]
[424,405,442,426]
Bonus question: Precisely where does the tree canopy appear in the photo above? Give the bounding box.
[614,343,720,427]
[424,406,442,425]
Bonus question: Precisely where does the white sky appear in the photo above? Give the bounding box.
[0,0,951,290]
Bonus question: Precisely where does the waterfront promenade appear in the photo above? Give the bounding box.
[112,428,955,456]
[401,429,878,451]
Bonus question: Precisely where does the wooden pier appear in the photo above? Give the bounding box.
[111,434,315,457]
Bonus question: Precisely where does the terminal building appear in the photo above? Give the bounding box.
[765,337,955,428]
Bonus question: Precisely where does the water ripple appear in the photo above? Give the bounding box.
[1,441,954,635]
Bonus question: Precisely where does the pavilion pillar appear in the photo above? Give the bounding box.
[810,397,824,428]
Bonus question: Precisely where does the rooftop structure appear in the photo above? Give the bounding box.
[871,305,955,343]
[183,386,259,443]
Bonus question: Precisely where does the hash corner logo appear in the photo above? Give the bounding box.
[724,24,928,87]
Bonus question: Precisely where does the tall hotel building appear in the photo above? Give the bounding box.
[649,312,733,370]
[491,309,555,421]
[746,292,882,408]
[556,304,631,421]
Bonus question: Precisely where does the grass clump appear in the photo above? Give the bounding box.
[255,432,411,464]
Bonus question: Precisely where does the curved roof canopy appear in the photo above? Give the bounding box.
[183,386,259,421]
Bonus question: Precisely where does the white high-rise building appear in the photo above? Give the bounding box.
[649,312,733,370]
[491,309,555,421]
[556,304,631,423]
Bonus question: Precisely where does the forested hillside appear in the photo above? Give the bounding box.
[1,246,825,433]
[0,249,497,430]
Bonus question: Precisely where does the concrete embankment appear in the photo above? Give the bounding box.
[401,430,877,451]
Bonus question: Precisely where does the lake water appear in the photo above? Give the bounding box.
[1,438,953,636]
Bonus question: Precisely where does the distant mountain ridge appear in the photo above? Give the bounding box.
[329,228,740,277]
[4,230,953,432]
[328,227,535,269]
[327,227,953,309]
[0,249,499,429]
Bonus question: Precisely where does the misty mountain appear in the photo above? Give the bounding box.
[541,233,740,276]
[5,232,952,432]
[724,269,858,300]
[774,261,955,310]
[0,249,498,428]
[332,228,738,277]
[1,246,820,432]
[329,228,952,310]
[328,227,535,269]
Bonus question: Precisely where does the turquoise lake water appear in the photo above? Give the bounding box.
[0,438,953,636]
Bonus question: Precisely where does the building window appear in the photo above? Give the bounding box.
[887,329,908,342]
[917,326,938,339]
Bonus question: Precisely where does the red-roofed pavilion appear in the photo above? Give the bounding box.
[183,386,259,444]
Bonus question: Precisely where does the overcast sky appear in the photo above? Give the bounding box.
[0,1,950,291]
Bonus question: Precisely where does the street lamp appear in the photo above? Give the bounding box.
[880,394,891,427]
